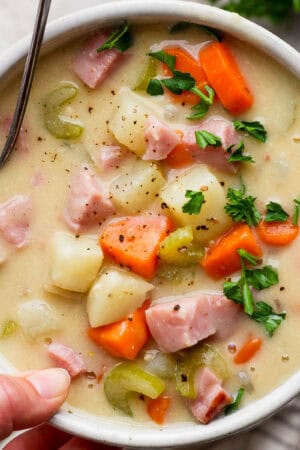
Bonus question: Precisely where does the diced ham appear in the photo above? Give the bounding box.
[181,116,239,173]
[73,32,122,89]
[188,367,231,424]
[1,116,28,156]
[0,195,32,248]
[143,117,180,161]
[46,342,86,378]
[93,145,127,171]
[145,292,241,353]
[63,167,115,231]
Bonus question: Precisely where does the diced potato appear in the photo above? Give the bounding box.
[109,87,163,156]
[49,232,103,293]
[110,159,165,213]
[160,166,231,243]
[44,283,85,302]
[17,300,59,338]
[87,267,154,327]
[159,226,204,266]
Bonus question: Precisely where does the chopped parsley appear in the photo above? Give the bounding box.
[182,190,205,215]
[264,201,289,222]
[223,249,285,335]
[233,120,267,143]
[97,22,133,53]
[161,71,195,94]
[187,85,215,120]
[187,102,209,120]
[227,142,255,163]
[147,79,164,96]
[195,130,222,149]
[224,184,261,226]
[225,388,244,415]
[148,50,176,72]
[292,198,300,225]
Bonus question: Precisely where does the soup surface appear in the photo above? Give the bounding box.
[0,23,299,425]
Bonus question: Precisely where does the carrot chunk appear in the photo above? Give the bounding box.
[166,131,193,168]
[256,218,299,246]
[88,302,150,360]
[199,42,253,114]
[163,47,208,105]
[147,395,171,425]
[234,337,262,364]
[100,215,173,279]
[201,224,262,279]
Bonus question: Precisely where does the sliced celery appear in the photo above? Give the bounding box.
[134,58,158,91]
[43,82,84,139]
[175,344,228,398]
[158,226,204,266]
[104,362,165,415]
[0,320,18,338]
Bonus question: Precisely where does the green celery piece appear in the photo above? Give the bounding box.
[43,82,84,139]
[175,344,228,398]
[104,362,165,415]
[0,320,18,338]
[159,226,204,266]
[134,58,158,91]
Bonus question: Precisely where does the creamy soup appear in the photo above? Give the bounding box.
[0,22,299,426]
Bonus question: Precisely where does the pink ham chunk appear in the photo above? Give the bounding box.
[188,367,231,424]
[181,116,239,173]
[73,32,122,89]
[143,117,180,161]
[64,167,115,231]
[145,292,241,352]
[0,195,32,248]
[93,145,127,171]
[47,342,86,378]
[1,116,28,156]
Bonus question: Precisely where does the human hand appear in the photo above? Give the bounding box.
[0,368,116,449]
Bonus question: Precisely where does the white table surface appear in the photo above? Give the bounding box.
[0,1,299,449]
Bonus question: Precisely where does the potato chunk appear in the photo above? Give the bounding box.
[49,232,103,293]
[110,160,165,213]
[109,87,162,156]
[160,166,231,243]
[17,300,59,338]
[87,267,154,327]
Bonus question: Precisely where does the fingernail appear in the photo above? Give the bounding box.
[26,368,71,399]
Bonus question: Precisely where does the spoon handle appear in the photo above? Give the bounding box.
[0,0,52,167]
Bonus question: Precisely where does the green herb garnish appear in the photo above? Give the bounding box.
[227,142,255,163]
[224,184,261,226]
[252,302,286,336]
[245,266,279,290]
[148,50,176,72]
[187,85,215,120]
[233,120,267,143]
[161,71,195,94]
[195,130,222,149]
[147,79,164,96]
[225,388,245,415]
[182,190,205,215]
[97,21,133,53]
[292,198,300,225]
[264,201,289,222]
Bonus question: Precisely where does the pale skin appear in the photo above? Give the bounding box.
[0,368,116,450]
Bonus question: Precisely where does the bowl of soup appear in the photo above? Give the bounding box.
[0,0,299,447]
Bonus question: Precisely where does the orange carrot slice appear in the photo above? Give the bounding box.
[147,395,171,424]
[201,224,262,279]
[199,42,253,114]
[234,337,262,364]
[256,218,299,246]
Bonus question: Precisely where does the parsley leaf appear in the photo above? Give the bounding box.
[264,201,289,222]
[191,85,215,105]
[292,198,300,225]
[224,185,261,226]
[245,266,279,290]
[227,142,255,163]
[233,120,267,143]
[237,248,260,266]
[161,71,195,94]
[252,302,286,336]
[187,102,209,120]
[187,85,215,120]
[146,79,164,96]
[223,281,243,304]
[225,388,245,415]
[182,190,205,215]
[148,50,176,72]
[195,130,222,149]
[97,22,133,53]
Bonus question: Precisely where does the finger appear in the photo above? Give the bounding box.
[59,438,116,450]
[0,368,70,440]
[3,424,71,450]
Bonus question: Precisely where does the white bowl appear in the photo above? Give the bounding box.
[0,1,299,448]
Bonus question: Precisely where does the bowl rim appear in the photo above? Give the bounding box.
[0,1,299,447]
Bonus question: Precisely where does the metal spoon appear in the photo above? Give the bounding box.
[0,0,52,167]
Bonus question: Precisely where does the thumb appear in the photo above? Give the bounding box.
[0,368,70,440]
